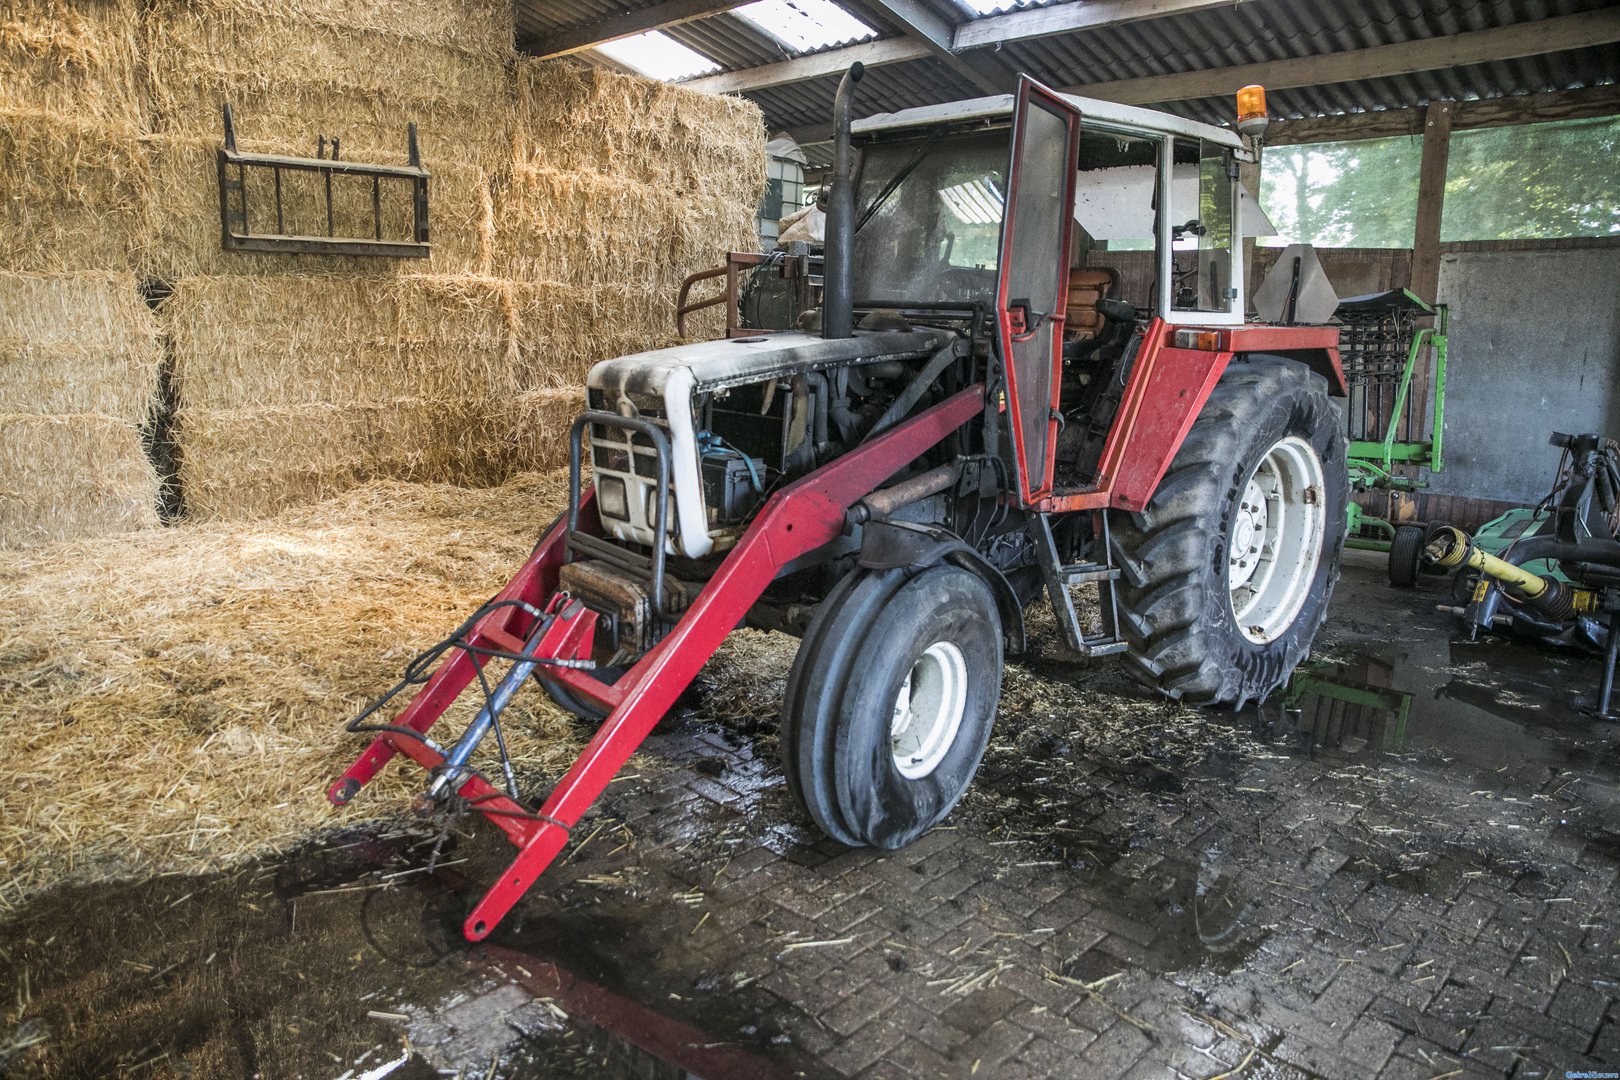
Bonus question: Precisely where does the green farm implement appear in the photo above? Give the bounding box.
[1335,289,1450,585]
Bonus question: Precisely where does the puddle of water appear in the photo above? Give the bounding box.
[1289,573,1620,789]
[1273,556,1620,896]
[0,826,822,1080]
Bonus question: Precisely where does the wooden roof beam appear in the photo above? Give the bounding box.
[1069,10,1620,105]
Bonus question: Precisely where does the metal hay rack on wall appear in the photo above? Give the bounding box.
[215,103,431,258]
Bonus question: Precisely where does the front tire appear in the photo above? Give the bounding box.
[1389,525,1426,587]
[780,564,1003,848]
[1113,355,1347,707]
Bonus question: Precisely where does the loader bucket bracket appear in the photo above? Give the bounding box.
[216,102,431,258]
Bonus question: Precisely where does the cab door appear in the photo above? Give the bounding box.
[996,77,1081,504]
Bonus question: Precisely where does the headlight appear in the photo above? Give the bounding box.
[598,476,629,520]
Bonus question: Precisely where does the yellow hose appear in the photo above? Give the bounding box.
[1425,525,1602,618]
[1424,526,1550,597]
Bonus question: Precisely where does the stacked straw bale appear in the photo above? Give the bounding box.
[498,62,764,373]
[140,0,526,519]
[1,1,162,547]
[1,0,147,273]
[139,0,513,279]
[0,109,148,274]
[164,274,579,517]
[1,0,143,120]
[4,0,765,531]
[0,272,163,546]
[511,60,765,197]
[157,56,762,521]
[141,0,514,163]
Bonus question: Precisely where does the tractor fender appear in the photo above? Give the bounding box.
[1094,346,1341,514]
[1259,347,1347,397]
[856,518,1027,655]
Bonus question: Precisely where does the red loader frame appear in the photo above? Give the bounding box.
[329,384,985,941]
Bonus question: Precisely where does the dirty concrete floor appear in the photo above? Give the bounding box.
[2,550,1618,1079]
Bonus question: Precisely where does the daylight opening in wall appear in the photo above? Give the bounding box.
[594,31,720,81]
[1258,135,1424,248]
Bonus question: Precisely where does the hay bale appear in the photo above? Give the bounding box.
[497,64,764,338]
[492,165,676,290]
[0,0,142,121]
[0,470,583,898]
[0,271,160,422]
[164,274,516,408]
[500,388,581,471]
[153,0,515,57]
[144,6,513,168]
[139,134,495,279]
[174,392,558,520]
[505,281,685,387]
[513,61,764,201]
[492,158,757,345]
[175,401,430,519]
[0,412,160,547]
[0,107,146,272]
[493,166,755,300]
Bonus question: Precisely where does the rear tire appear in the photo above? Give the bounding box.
[780,564,1003,848]
[1388,525,1426,587]
[1112,355,1347,707]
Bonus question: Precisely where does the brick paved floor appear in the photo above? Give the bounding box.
[3,551,1616,1078]
[493,549,1620,1078]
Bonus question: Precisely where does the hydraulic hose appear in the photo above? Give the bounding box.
[1481,533,1620,573]
[861,342,960,443]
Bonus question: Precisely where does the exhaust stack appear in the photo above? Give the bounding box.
[823,62,865,340]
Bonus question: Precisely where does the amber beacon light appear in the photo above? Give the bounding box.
[1236,83,1269,137]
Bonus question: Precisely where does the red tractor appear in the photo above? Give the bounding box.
[330,71,1347,941]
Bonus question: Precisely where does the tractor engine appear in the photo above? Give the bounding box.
[584,327,958,560]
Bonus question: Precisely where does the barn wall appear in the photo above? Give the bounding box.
[1255,238,1620,509]
[1432,246,1620,504]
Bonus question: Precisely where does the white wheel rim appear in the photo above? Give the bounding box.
[1229,435,1327,645]
[890,641,969,780]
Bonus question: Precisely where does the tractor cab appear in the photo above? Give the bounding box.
[845,82,1261,505]
[847,83,1257,329]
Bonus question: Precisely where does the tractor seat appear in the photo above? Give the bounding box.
[1065,268,1119,341]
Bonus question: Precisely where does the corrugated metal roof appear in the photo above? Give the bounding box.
[515,0,1620,137]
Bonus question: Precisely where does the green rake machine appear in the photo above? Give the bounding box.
[1336,289,1450,585]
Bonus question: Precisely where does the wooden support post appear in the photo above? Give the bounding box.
[1410,100,1454,304]
[1405,100,1452,453]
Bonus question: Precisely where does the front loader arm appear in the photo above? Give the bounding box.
[330,384,985,941]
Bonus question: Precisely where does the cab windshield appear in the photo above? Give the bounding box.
[850,128,1009,308]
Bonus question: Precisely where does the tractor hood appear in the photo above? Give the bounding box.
[586,328,953,400]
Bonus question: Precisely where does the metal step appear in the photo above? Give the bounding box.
[1029,514,1129,658]
[1057,563,1120,584]
[1078,639,1129,657]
